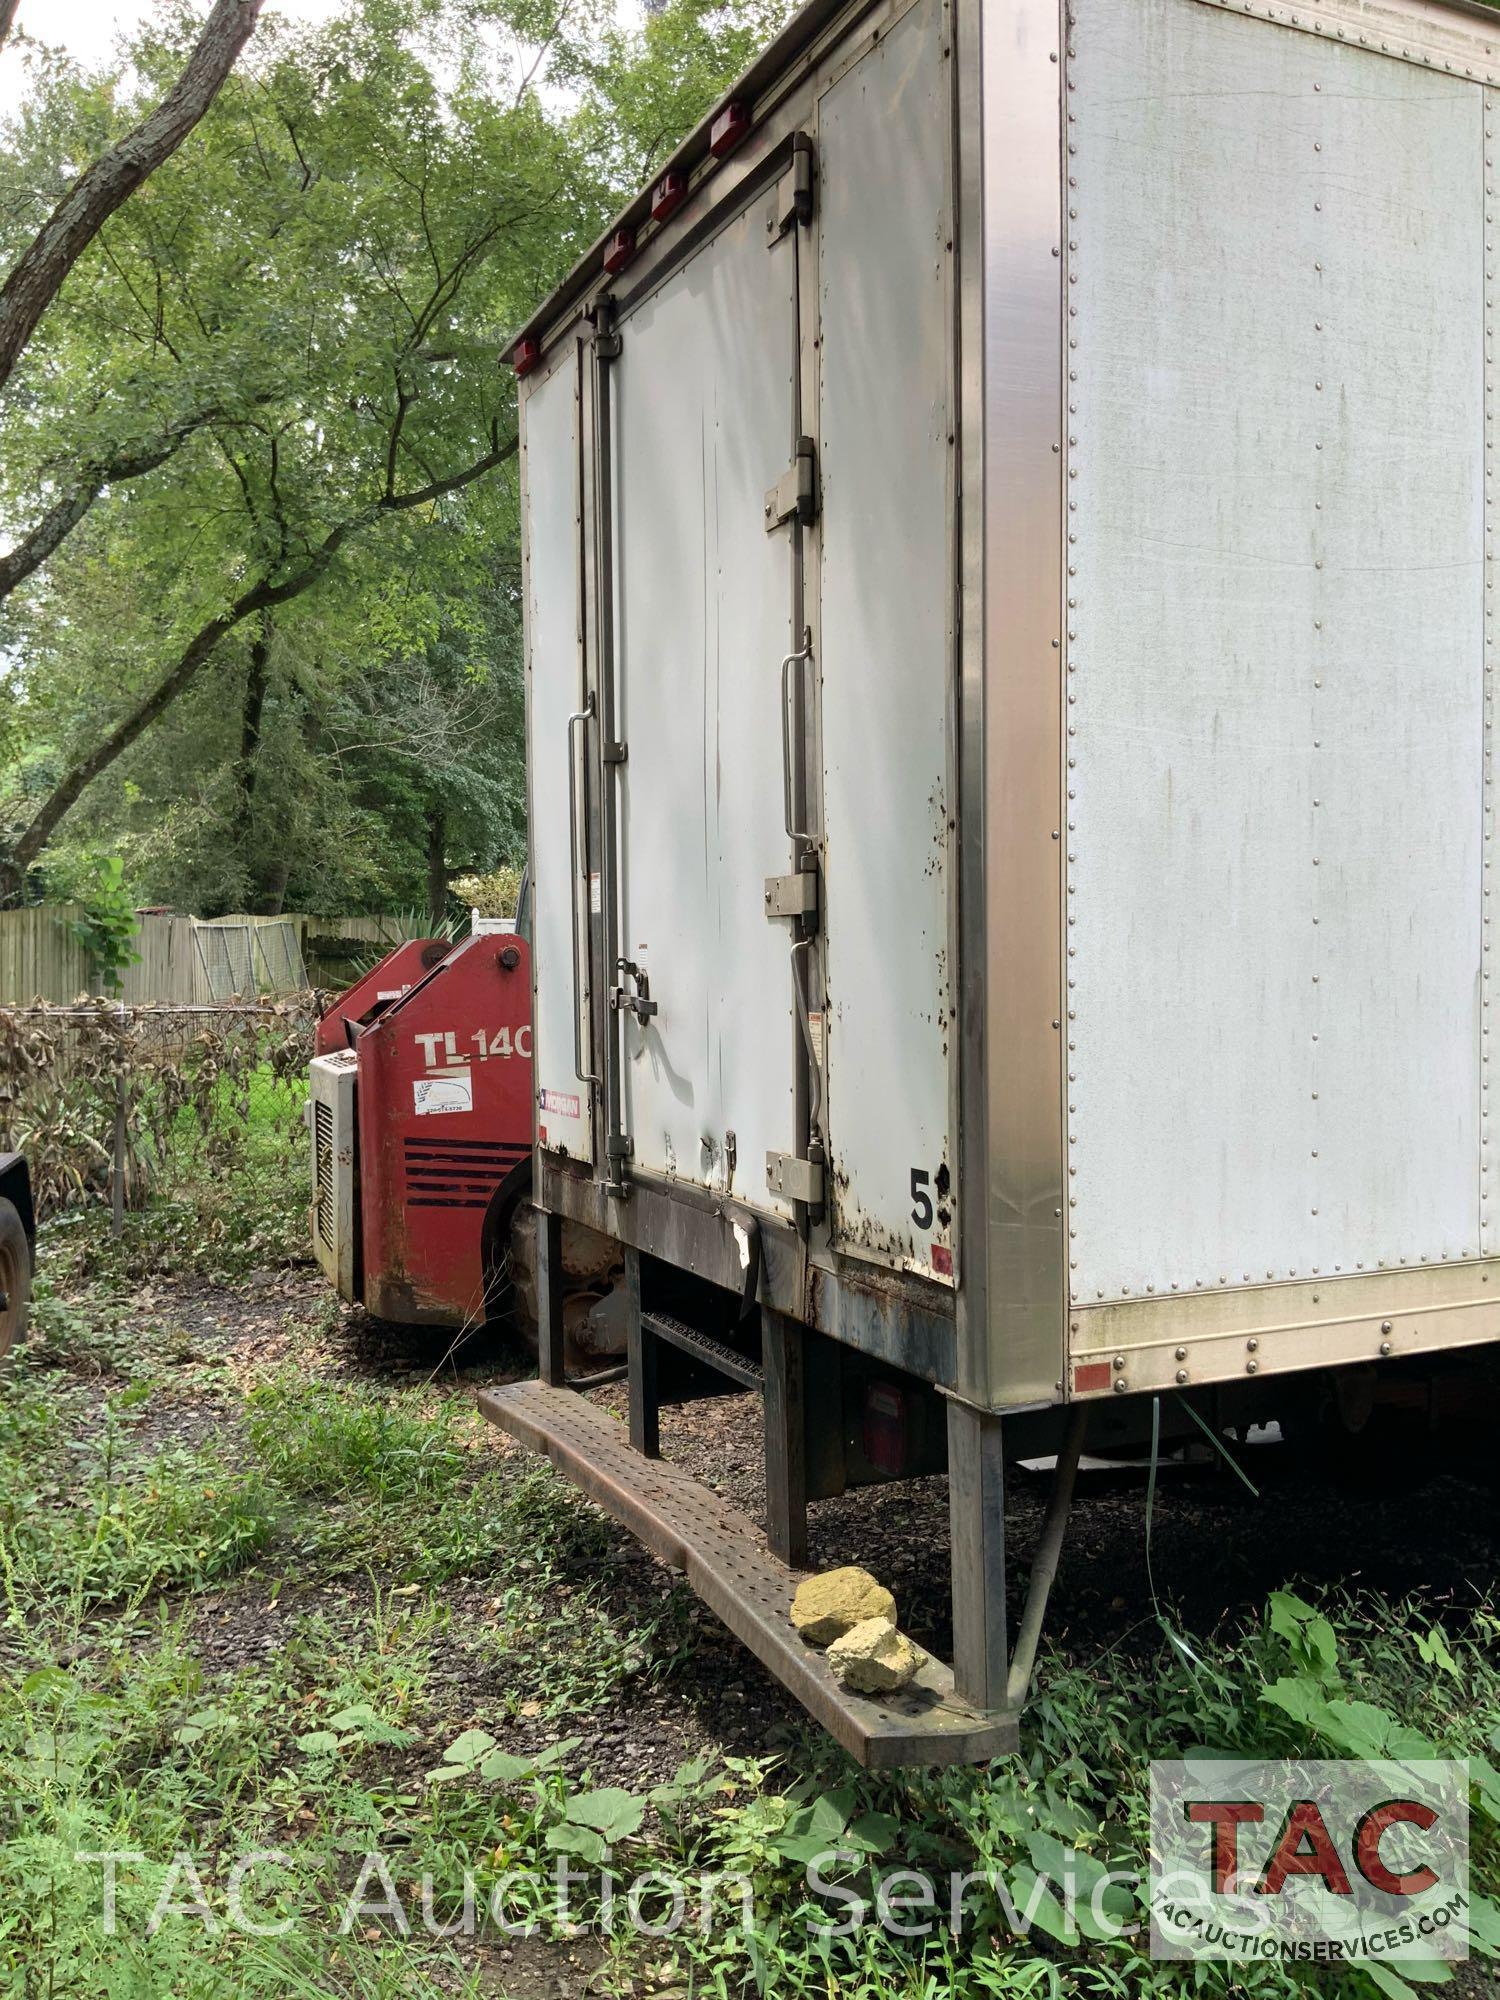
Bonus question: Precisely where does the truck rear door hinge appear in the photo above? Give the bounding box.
[763,871,818,920]
[591,299,621,361]
[765,136,815,241]
[764,436,817,532]
[611,958,657,1024]
[766,1151,824,1205]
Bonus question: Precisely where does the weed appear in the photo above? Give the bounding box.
[246,1373,471,1503]
[2,1071,1495,1999]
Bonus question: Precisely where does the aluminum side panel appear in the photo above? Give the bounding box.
[975,0,1068,1406]
[817,0,956,1281]
[1066,0,1484,1302]
[523,354,594,1163]
[613,208,798,1215]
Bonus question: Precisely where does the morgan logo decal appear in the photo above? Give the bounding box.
[539,1088,581,1119]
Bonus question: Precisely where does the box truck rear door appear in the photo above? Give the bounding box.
[523,343,595,1167]
[610,199,804,1217]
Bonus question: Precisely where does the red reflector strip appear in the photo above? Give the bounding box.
[512,335,540,377]
[930,1243,953,1276]
[602,225,636,275]
[1073,1361,1112,1395]
[650,168,687,223]
[709,100,749,157]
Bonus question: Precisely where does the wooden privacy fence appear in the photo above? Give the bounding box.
[0,908,422,1006]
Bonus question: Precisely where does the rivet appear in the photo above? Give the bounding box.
[1113,1378,1127,1394]
[1175,1369,1189,1385]
[1380,1320,1392,1333]
[1246,1338,1259,1352]
[1246,1360,1259,1375]
[1379,1341,1392,1357]
[1175,1346,1187,1361]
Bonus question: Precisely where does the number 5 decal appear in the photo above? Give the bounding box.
[910,1168,933,1231]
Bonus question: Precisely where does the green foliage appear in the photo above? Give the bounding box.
[449,862,522,919]
[245,1373,473,1504]
[60,854,141,994]
[0,0,781,913]
[0,1390,277,1617]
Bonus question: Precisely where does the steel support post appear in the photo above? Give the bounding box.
[762,1308,808,1567]
[946,1399,1008,1712]
[625,1246,660,1459]
[537,1206,567,1387]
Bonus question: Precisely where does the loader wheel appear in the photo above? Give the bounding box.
[0,1197,32,1364]
[481,1158,533,1336]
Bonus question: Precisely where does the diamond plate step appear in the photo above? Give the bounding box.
[476,1378,1019,1768]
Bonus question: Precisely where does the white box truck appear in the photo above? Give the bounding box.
[483,0,1500,1764]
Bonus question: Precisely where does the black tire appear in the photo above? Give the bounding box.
[0,1197,31,1364]
[480,1156,534,1337]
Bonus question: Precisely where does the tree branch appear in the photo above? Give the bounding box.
[0,0,265,392]
[0,430,517,895]
[0,0,20,56]
[0,405,225,605]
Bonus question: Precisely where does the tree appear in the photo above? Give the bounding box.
[0,0,265,392]
[0,0,795,909]
[0,0,598,902]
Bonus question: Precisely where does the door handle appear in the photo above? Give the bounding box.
[780,628,813,841]
[567,694,599,1084]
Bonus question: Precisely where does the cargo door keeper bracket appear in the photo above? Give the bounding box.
[764,436,817,532]
[764,870,818,919]
[766,1149,824,1205]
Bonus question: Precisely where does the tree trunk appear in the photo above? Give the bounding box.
[0,0,265,392]
[0,0,21,56]
[239,616,272,804]
[259,855,292,915]
[236,614,273,899]
[426,807,448,930]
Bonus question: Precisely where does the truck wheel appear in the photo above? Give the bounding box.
[0,1197,31,1363]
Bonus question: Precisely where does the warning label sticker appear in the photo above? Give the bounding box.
[413,1070,473,1116]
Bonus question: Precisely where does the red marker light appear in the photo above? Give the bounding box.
[650,169,687,224]
[512,336,540,377]
[709,100,750,158]
[603,226,636,276]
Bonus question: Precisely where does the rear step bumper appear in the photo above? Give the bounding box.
[477,1379,1019,1768]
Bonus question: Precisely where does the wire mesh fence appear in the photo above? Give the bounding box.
[0,1002,315,1221]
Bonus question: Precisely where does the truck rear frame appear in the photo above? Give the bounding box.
[495,0,1500,1762]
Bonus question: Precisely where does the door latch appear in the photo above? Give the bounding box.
[764,870,819,919]
[764,436,817,532]
[611,959,658,1025]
